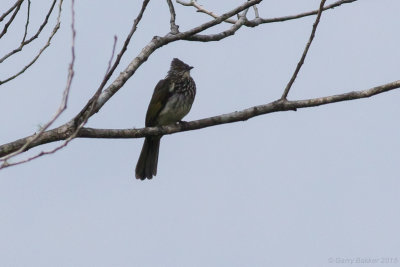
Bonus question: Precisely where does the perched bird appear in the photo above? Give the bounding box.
[135,58,196,180]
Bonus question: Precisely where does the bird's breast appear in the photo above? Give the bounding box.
[157,93,193,125]
[157,79,195,124]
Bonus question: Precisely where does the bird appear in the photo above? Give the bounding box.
[135,58,196,180]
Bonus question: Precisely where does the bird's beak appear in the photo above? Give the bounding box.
[189,66,194,70]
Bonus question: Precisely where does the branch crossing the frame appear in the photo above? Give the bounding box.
[2,0,396,170]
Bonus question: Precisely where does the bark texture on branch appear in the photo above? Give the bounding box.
[1,80,398,158]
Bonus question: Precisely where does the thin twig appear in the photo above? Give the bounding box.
[281,0,326,100]
[5,0,150,168]
[177,0,357,26]
[73,0,151,127]
[252,4,259,18]
[105,36,118,75]
[2,35,118,168]
[241,4,250,17]
[99,0,150,90]
[1,0,57,63]
[66,36,117,134]
[72,35,118,131]
[247,0,356,26]
[167,0,179,33]
[175,0,192,6]
[24,0,57,43]
[0,0,23,22]
[0,0,67,165]
[184,14,246,42]
[90,0,261,117]
[0,0,61,85]
[0,0,23,39]
[21,0,30,43]
[177,0,237,24]
[0,0,57,64]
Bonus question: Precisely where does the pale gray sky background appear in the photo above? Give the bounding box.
[1,0,399,266]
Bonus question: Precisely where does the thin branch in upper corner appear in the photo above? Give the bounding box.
[0,0,57,64]
[24,0,57,43]
[167,0,179,33]
[180,0,260,42]
[0,0,23,39]
[0,0,73,167]
[247,0,357,26]
[0,0,23,22]
[0,0,62,85]
[281,0,326,100]
[178,0,357,28]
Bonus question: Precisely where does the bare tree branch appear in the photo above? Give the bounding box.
[23,0,57,43]
[1,80,399,161]
[167,0,261,40]
[21,0,30,43]
[0,0,57,64]
[73,0,151,128]
[167,0,179,33]
[175,0,193,6]
[67,35,118,138]
[0,37,119,168]
[178,0,357,43]
[177,0,357,26]
[90,0,261,118]
[248,0,357,26]
[0,0,61,85]
[79,80,400,136]
[81,79,400,136]
[176,0,237,24]
[281,0,326,100]
[0,0,72,166]
[0,0,23,39]
[0,0,150,167]
[252,2,259,18]
[0,0,386,170]
[0,0,23,22]
[184,14,246,42]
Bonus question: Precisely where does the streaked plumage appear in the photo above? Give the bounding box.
[135,58,196,180]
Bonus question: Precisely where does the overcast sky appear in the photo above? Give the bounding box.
[1,0,399,266]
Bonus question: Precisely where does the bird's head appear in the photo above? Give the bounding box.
[168,58,193,78]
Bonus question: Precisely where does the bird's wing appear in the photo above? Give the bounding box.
[145,78,172,127]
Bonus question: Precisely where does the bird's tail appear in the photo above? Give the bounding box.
[135,137,160,180]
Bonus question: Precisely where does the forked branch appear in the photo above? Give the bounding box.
[1,0,392,170]
[281,0,326,99]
